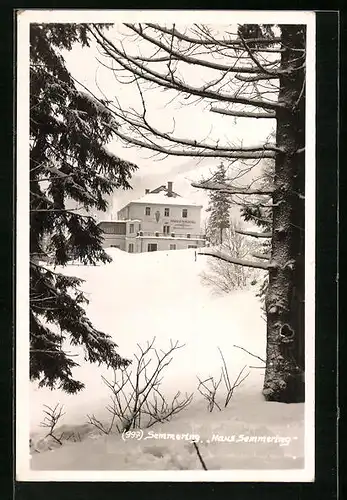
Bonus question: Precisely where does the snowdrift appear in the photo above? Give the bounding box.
[29,248,304,472]
[31,249,265,431]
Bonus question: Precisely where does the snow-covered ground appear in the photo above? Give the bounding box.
[28,248,305,474]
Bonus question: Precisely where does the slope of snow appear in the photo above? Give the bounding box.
[28,248,305,475]
[31,398,304,472]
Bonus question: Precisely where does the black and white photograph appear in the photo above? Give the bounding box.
[16,9,316,481]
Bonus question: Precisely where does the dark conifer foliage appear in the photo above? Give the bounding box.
[30,23,137,393]
[206,163,232,245]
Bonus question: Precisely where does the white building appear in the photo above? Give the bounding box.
[98,182,206,253]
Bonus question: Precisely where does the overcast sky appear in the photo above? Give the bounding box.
[61,24,277,218]
[21,11,314,220]
[62,29,275,164]
[21,9,314,215]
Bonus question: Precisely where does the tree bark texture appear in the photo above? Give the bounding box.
[263,25,306,403]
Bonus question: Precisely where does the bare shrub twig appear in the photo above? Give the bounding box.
[40,403,66,446]
[197,375,222,412]
[87,337,193,434]
[197,348,250,411]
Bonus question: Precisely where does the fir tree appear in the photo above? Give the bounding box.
[30,23,137,393]
[206,163,232,245]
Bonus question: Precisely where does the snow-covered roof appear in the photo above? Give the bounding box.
[98,219,141,224]
[98,219,126,224]
[124,193,202,208]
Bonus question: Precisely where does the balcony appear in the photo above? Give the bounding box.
[136,231,206,240]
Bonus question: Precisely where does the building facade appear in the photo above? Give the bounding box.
[98,182,206,253]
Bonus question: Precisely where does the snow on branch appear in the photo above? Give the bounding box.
[235,229,272,238]
[191,180,274,195]
[252,252,271,260]
[90,26,286,112]
[104,84,279,157]
[112,128,277,159]
[235,74,279,82]
[198,248,274,270]
[144,23,282,49]
[237,28,278,76]
[125,23,279,76]
[210,107,276,119]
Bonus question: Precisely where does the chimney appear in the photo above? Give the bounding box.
[167,181,173,197]
[145,189,150,194]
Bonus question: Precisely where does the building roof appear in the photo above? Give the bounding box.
[128,192,202,207]
[149,184,180,197]
[98,219,141,224]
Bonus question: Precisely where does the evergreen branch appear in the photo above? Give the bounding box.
[29,23,133,394]
[30,209,94,217]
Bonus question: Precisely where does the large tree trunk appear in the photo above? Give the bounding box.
[263,25,306,403]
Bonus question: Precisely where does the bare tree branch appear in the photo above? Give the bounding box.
[112,128,277,159]
[235,73,279,82]
[237,28,278,76]
[235,229,272,238]
[210,106,276,119]
[233,345,266,364]
[145,23,281,48]
[109,84,279,154]
[252,252,271,260]
[198,248,274,270]
[125,23,281,76]
[191,180,274,195]
[90,26,286,112]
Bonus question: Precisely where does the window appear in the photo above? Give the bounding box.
[188,245,197,249]
[129,223,134,233]
[128,243,134,253]
[163,225,170,235]
[148,243,158,252]
[145,207,151,216]
[114,223,126,235]
[170,244,176,250]
[164,207,170,217]
[182,208,188,218]
[99,222,126,235]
